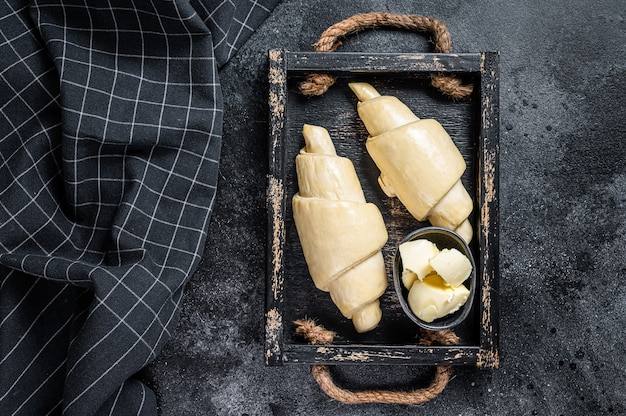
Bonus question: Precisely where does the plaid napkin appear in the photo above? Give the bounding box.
[0,0,277,414]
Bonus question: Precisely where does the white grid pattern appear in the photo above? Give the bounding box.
[0,0,278,414]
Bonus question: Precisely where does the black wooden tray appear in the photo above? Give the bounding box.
[265,50,499,368]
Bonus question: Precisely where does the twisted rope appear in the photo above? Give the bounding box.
[298,12,474,99]
[295,318,460,405]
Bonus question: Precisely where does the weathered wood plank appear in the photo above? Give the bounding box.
[477,51,501,368]
[286,52,482,73]
[282,344,481,366]
[265,49,288,366]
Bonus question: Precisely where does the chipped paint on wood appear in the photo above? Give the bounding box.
[477,51,500,369]
[477,346,500,369]
[267,50,287,303]
[282,344,480,365]
[315,347,412,363]
[480,148,497,260]
[478,192,500,370]
[289,52,482,73]
[265,307,283,365]
[268,50,286,147]
[267,176,285,301]
[265,50,288,366]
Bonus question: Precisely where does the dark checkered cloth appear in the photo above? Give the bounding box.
[0,0,278,414]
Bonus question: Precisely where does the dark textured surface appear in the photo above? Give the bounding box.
[142,1,626,415]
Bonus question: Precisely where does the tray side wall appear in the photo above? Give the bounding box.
[477,51,501,368]
[265,50,288,366]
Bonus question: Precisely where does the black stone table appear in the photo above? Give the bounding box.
[142,1,626,415]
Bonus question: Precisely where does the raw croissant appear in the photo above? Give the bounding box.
[292,124,388,333]
[349,82,474,243]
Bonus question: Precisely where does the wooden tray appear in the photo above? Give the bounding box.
[265,50,499,368]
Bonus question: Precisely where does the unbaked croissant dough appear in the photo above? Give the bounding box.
[349,82,474,243]
[292,124,388,333]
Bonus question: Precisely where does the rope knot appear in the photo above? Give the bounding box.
[294,318,335,344]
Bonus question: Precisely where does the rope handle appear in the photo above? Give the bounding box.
[295,318,460,405]
[298,12,474,99]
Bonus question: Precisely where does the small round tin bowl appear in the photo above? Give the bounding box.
[392,226,476,331]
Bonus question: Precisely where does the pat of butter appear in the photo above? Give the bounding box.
[407,275,470,322]
[428,248,472,287]
[398,239,440,289]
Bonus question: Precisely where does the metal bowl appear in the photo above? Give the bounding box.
[392,226,476,331]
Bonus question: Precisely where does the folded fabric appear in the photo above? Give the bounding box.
[0,0,278,414]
